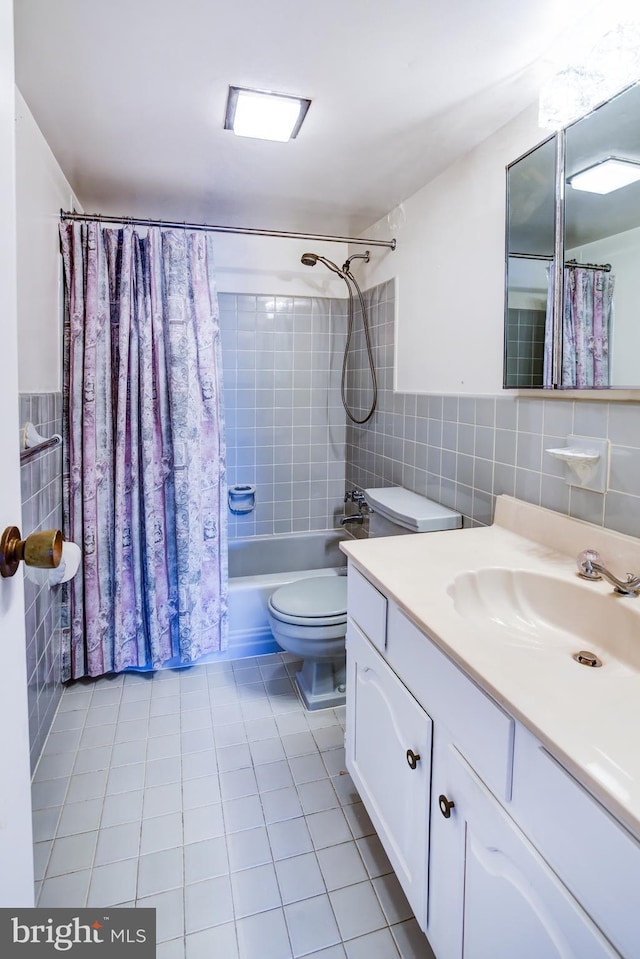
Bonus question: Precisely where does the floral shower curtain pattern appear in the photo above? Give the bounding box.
[562,266,614,388]
[59,222,227,680]
[543,264,615,388]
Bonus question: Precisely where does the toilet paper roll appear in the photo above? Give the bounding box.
[25,540,82,588]
[51,541,82,585]
[228,484,257,514]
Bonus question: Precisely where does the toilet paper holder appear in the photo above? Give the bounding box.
[0,526,62,578]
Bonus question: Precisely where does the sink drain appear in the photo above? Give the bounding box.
[573,650,603,667]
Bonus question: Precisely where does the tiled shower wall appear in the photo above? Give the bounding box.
[19,393,64,770]
[504,307,546,388]
[218,293,347,538]
[346,280,640,536]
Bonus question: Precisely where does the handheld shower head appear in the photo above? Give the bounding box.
[298,249,377,424]
[301,252,344,277]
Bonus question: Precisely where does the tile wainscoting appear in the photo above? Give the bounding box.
[19,392,64,770]
[346,280,640,536]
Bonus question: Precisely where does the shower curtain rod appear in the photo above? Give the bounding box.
[565,258,611,273]
[510,253,611,272]
[59,210,397,250]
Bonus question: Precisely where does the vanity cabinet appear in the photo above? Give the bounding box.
[345,619,432,929]
[428,739,619,959]
[345,561,633,959]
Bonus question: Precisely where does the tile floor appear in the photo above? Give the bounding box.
[31,653,434,959]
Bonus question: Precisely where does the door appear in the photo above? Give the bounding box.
[346,621,432,930]
[0,0,36,906]
[430,741,619,959]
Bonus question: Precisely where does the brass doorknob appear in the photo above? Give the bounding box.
[0,526,63,578]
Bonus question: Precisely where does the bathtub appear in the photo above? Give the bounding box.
[226,529,348,660]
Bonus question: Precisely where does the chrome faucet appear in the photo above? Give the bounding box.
[340,514,364,526]
[577,549,640,597]
[344,489,367,507]
[341,489,368,526]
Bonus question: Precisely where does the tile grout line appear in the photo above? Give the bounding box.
[34,655,423,958]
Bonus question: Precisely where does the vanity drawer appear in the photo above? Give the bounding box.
[386,603,514,801]
[347,564,387,653]
[512,724,640,959]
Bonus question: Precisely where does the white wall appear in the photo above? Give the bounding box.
[16,89,551,396]
[14,96,347,370]
[213,234,349,298]
[15,89,78,393]
[353,103,549,394]
[567,225,640,387]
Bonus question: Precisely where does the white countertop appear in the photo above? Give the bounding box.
[341,495,640,840]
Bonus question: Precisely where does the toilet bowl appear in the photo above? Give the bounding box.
[268,575,348,711]
[268,488,461,710]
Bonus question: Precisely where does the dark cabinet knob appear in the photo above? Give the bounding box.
[438,794,455,819]
[406,749,421,770]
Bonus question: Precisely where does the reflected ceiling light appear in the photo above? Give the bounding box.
[224,86,311,142]
[568,157,640,193]
[539,19,640,129]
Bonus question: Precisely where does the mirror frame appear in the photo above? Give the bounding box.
[504,79,640,393]
[504,133,558,389]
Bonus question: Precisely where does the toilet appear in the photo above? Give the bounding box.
[267,487,461,710]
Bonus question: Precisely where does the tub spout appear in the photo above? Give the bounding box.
[340,514,364,526]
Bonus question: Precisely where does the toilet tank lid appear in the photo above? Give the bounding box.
[364,487,462,532]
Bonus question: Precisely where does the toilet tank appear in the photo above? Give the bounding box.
[364,487,462,537]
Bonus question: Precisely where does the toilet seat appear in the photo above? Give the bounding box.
[268,576,347,628]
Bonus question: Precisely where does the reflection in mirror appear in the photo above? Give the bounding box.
[505,79,640,391]
[564,81,640,388]
[505,137,556,387]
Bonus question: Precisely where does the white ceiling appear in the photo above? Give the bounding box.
[13,0,603,237]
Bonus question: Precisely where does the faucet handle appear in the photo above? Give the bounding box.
[577,548,602,580]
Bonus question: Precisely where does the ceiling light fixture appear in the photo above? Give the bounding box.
[568,157,640,194]
[224,86,311,142]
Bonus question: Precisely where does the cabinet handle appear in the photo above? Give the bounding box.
[406,749,421,770]
[438,794,455,818]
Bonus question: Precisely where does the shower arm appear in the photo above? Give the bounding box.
[343,252,370,273]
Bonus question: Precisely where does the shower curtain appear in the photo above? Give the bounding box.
[543,264,615,388]
[59,221,227,680]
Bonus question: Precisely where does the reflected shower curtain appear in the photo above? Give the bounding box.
[543,264,614,388]
[562,266,614,388]
[59,222,227,679]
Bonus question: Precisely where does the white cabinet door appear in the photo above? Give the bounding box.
[346,621,432,930]
[430,741,620,959]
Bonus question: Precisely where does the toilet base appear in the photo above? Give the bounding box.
[295,657,346,711]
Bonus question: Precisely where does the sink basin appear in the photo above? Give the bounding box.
[447,567,640,671]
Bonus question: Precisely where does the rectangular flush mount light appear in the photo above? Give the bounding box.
[568,157,640,194]
[224,86,311,142]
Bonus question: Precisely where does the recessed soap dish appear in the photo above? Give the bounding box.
[545,435,609,492]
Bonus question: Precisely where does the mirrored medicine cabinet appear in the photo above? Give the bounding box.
[505,79,640,391]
